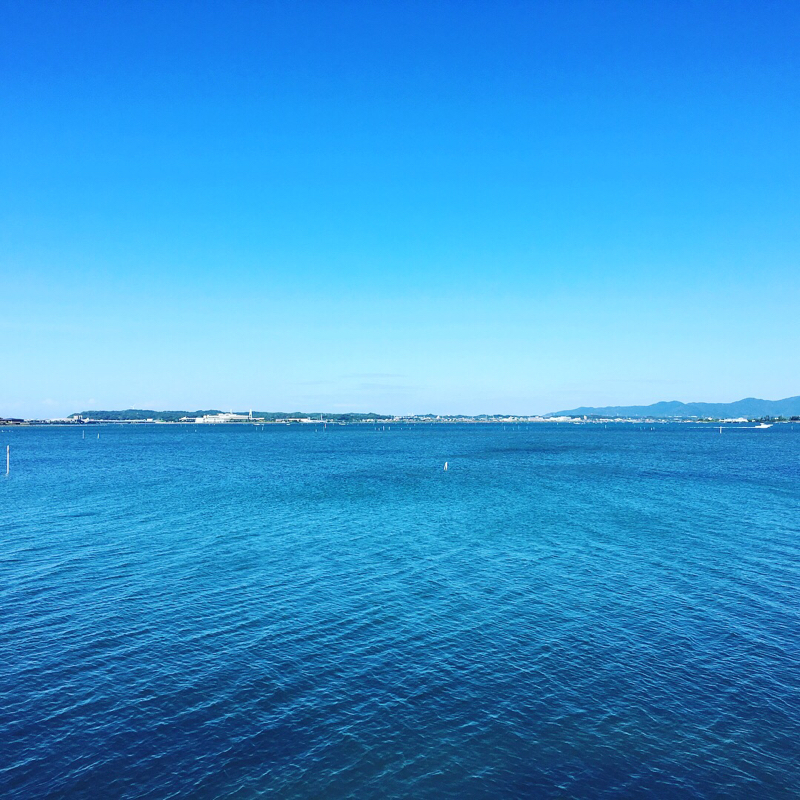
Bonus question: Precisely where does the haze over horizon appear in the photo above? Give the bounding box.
[3,1,799,419]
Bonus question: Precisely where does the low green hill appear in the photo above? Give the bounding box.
[70,410,388,422]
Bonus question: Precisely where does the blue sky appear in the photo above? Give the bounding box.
[2,0,799,417]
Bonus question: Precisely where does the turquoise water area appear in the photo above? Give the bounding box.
[2,423,799,798]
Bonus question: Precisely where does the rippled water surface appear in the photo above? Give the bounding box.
[2,423,799,798]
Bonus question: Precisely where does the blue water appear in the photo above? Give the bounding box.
[2,423,799,798]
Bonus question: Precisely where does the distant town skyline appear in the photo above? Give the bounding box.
[3,1,799,419]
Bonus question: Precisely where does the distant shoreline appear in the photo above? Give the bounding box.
[5,395,798,426]
[2,416,796,427]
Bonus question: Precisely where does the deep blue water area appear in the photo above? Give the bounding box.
[2,423,799,798]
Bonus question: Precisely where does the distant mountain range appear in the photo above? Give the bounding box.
[547,396,800,419]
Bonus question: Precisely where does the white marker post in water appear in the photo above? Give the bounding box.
[444,461,448,471]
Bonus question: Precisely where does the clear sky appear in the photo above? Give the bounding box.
[2,0,799,417]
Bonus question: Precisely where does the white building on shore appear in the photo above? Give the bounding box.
[194,412,251,424]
